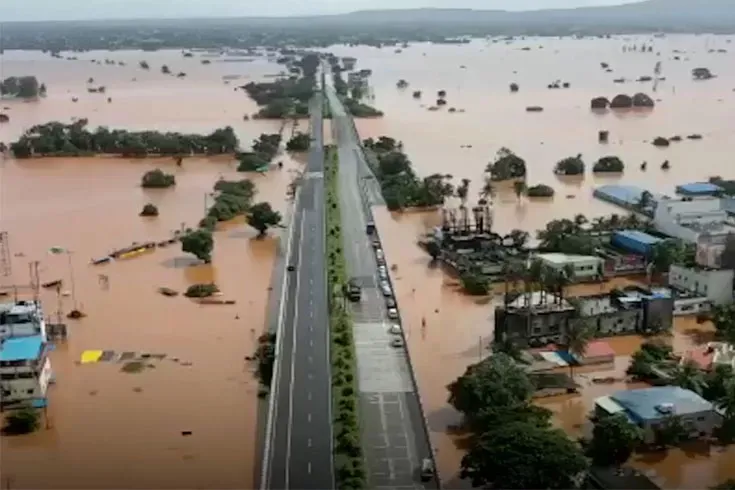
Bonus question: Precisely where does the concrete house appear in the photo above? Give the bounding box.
[0,335,53,407]
[594,386,722,445]
[0,300,47,341]
[537,253,604,281]
[654,196,735,244]
[668,265,734,315]
[494,288,674,348]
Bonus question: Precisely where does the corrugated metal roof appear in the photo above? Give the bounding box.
[595,395,625,414]
[615,229,664,245]
[611,386,713,421]
[676,182,723,195]
[0,335,44,361]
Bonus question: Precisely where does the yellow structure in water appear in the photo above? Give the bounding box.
[80,350,103,364]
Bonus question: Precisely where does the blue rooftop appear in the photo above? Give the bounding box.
[615,229,664,245]
[676,182,723,196]
[0,335,44,362]
[611,386,713,423]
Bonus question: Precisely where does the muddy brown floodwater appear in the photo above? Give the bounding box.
[346,35,735,489]
[0,50,304,488]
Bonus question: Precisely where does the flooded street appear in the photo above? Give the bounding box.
[1,34,735,488]
[353,35,735,488]
[1,50,301,488]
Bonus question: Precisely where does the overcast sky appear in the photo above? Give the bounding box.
[3,0,638,21]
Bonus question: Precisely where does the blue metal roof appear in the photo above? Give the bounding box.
[676,182,723,195]
[614,229,664,245]
[611,386,713,422]
[0,335,44,362]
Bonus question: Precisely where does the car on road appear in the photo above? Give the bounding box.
[391,337,405,348]
[372,239,381,248]
[376,249,384,259]
[381,286,392,297]
[420,458,435,481]
[389,324,401,334]
[387,307,398,319]
[385,297,396,308]
[287,264,295,272]
[378,267,388,279]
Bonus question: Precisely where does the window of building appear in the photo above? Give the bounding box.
[26,389,34,395]
[697,416,706,421]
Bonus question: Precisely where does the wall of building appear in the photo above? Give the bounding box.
[654,198,728,243]
[584,310,641,336]
[669,265,734,305]
[641,410,722,444]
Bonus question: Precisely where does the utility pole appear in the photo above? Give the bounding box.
[0,231,11,277]
[29,261,40,302]
[66,251,78,311]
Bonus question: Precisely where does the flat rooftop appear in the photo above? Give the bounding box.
[610,386,713,422]
[0,334,45,362]
[614,229,664,245]
[676,182,724,196]
[537,253,601,265]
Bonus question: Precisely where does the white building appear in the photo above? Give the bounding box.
[537,253,603,280]
[594,387,722,444]
[0,300,47,341]
[654,197,735,244]
[0,335,53,407]
[669,265,734,306]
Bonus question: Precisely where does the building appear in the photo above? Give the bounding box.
[0,334,53,407]
[594,386,722,444]
[669,265,734,307]
[494,287,674,348]
[653,196,735,244]
[675,182,724,197]
[610,230,664,258]
[586,466,661,490]
[537,253,604,281]
[0,300,47,341]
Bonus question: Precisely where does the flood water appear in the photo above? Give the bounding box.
[345,35,735,488]
[0,50,302,489]
[1,34,735,489]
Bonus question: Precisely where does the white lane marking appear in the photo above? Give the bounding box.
[308,392,312,401]
[309,339,313,347]
[262,185,301,490]
[308,356,313,363]
[308,438,312,447]
[308,373,313,380]
[308,413,312,423]
[308,462,312,474]
[284,211,306,490]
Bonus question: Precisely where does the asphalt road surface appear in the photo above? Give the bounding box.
[265,92,334,490]
[325,80,437,489]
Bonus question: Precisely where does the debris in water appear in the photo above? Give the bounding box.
[158,287,179,297]
[181,431,192,436]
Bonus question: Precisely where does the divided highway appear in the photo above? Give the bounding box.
[263,92,334,490]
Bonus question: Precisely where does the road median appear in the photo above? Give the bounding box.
[325,145,368,490]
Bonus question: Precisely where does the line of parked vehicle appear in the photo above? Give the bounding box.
[372,239,404,347]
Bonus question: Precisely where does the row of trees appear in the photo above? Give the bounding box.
[331,68,384,117]
[286,132,310,151]
[9,120,239,158]
[236,133,282,171]
[363,136,454,210]
[1,76,46,98]
[241,53,319,119]
[180,179,282,263]
[325,149,367,489]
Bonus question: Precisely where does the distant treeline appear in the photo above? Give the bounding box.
[9,120,239,158]
[3,1,734,52]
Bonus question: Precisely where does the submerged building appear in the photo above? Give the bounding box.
[495,287,674,348]
[0,334,53,408]
[594,386,722,444]
[0,300,47,341]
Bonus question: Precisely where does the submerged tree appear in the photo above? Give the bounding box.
[181,229,214,263]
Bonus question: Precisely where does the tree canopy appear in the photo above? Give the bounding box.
[181,229,214,263]
[460,422,588,489]
[10,120,238,158]
[247,202,283,235]
[141,169,176,188]
[1,76,44,98]
[286,132,311,152]
[486,147,526,181]
[587,413,643,466]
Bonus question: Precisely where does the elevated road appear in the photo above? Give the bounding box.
[325,78,438,489]
[263,92,334,490]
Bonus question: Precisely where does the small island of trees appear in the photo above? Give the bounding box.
[363,136,453,211]
[554,154,585,176]
[141,169,176,188]
[237,133,282,172]
[242,53,320,119]
[593,156,625,173]
[526,183,555,198]
[139,203,159,216]
[486,147,527,181]
[8,120,239,158]
[1,76,46,98]
[286,132,310,152]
